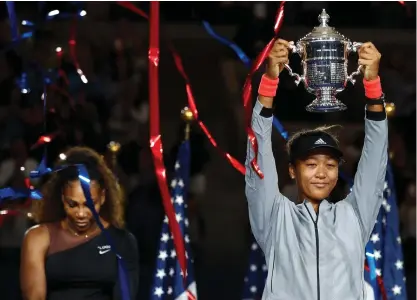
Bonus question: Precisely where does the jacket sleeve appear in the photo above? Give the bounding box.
[245,100,288,251]
[113,232,139,300]
[346,110,388,244]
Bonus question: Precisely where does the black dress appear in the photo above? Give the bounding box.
[44,222,139,300]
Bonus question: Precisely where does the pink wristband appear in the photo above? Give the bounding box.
[363,76,382,99]
[258,74,279,98]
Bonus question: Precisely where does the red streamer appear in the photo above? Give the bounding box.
[56,48,70,86]
[117,1,245,175]
[55,41,76,110]
[117,1,149,20]
[364,264,388,300]
[69,14,88,88]
[69,17,79,71]
[30,132,59,150]
[398,1,413,17]
[242,1,286,179]
[170,50,245,175]
[0,198,32,225]
[53,13,86,108]
[27,11,84,152]
[148,0,187,283]
[30,12,85,152]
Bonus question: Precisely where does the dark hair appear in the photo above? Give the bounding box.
[286,125,341,159]
[32,147,125,228]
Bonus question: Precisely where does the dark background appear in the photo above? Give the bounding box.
[0,2,415,300]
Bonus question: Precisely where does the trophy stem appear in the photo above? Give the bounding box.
[305,88,347,113]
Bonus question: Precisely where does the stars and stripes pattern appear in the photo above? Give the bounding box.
[151,140,197,300]
[364,162,407,300]
[242,237,268,300]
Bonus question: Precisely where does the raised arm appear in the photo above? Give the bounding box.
[245,39,290,251]
[345,43,388,244]
[20,225,49,300]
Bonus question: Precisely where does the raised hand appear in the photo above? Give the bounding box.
[265,39,291,79]
[358,42,381,81]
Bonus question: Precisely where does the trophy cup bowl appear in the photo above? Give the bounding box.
[284,9,363,113]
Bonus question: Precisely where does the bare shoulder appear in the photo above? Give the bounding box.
[23,224,50,249]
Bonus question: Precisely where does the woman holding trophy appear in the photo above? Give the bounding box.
[245,36,387,300]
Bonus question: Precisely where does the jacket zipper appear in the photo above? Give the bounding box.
[305,203,320,300]
[314,220,320,300]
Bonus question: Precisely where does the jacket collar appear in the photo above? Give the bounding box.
[302,199,331,217]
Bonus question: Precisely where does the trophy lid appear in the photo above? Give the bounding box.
[299,9,348,42]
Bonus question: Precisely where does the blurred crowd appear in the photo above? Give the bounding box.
[0,2,415,300]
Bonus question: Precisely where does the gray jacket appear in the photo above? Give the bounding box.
[245,100,388,300]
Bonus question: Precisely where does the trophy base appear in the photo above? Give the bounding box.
[306,89,347,113]
[306,100,347,113]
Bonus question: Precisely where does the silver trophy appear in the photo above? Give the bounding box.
[285,9,362,112]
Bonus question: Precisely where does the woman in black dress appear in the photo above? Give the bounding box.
[20,147,139,300]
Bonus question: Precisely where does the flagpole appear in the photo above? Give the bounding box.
[107,141,121,170]
[385,102,395,159]
[181,106,194,141]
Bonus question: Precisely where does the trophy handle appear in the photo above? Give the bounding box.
[347,65,363,85]
[347,41,362,54]
[284,42,304,86]
[284,64,304,86]
[346,41,363,85]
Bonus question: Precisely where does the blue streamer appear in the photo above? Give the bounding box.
[0,155,52,201]
[201,20,288,141]
[272,117,288,140]
[4,3,86,92]
[5,2,33,94]
[0,188,42,203]
[22,20,34,27]
[20,31,33,39]
[25,64,50,180]
[30,157,52,178]
[77,165,130,300]
[18,72,29,94]
[6,2,19,41]
[202,21,251,68]
[365,243,377,282]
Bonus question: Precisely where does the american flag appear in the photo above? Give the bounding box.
[242,236,267,300]
[364,162,407,300]
[151,140,197,300]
